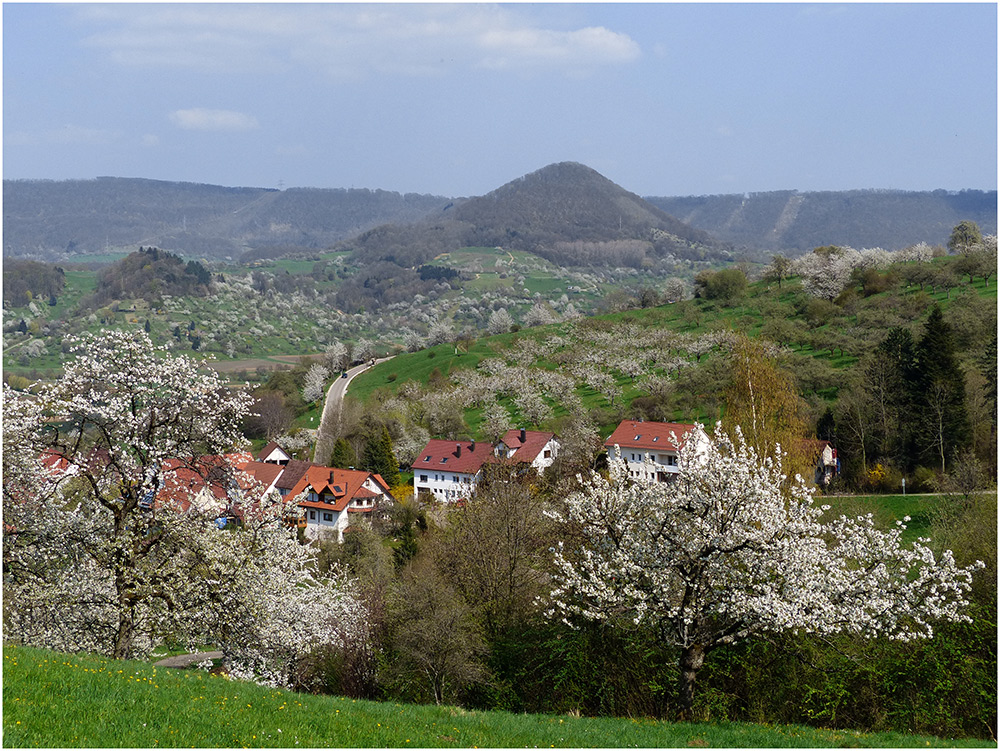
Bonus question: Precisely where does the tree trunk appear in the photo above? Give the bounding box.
[677,643,705,721]
[112,606,135,660]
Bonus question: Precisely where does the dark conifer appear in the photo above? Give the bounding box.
[913,305,970,471]
[329,437,358,469]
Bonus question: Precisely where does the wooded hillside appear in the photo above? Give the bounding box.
[648,189,997,252]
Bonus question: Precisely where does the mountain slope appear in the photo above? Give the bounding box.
[345,162,730,268]
[2,178,448,261]
[647,189,998,253]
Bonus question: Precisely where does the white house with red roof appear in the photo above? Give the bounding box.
[490,428,560,471]
[604,420,708,482]
[287,465,394,542]
[412,439,495,503]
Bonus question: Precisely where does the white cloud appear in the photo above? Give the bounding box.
[78,4,640,78]
[169,109,259,132]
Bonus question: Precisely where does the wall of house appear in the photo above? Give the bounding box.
[303,507,347,542]
[413,470,477,502]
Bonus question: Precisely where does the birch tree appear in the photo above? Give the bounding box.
[548,423,982,719]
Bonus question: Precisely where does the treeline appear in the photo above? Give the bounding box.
[85,247,212,308]
[3,259,66,307]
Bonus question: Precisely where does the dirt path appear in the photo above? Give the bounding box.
[153,650,223,668]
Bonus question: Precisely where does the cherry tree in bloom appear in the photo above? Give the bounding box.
[548,423,983,719]
[2,330,365,686]
[302,362,329,403]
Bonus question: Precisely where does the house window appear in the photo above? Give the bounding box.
[323,512,333,522]
[420,475,428,482]
[309,510,316,520]
[452,475,459,483]
[666,455,677,466]
[544,450,551,458]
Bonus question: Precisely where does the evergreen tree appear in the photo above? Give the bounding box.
[870,327,919,469]
[913,305,970,472]
[143,318,151,333]
[816,406,836,443]
[329,437,358,469]
[362,424,400,487]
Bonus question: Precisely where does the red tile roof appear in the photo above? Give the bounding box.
[412,439,494,475]
[603,421,697,453]
[489,429,556,464]
[240,460,285,488]
[39,449,73,476]
[289,465,391,512]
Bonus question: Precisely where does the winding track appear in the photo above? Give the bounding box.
[312,357,393,464]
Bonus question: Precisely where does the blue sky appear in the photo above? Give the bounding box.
[3,3,996,197]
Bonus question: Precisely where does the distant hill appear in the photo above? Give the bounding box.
[5,172,995,265]
[2,178,448,261]
[344,162,731,268]
[646,189,997,253]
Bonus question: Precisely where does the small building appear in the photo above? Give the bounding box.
[603,420,707,482]
[257,441,292,465]
[412,439,494,503]
[808,440,840,487]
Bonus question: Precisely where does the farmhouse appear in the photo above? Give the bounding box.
[604,420,707,482]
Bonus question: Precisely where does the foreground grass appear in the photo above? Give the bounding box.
[3,646,989,748]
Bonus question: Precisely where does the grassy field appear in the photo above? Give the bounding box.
[3,645,990,748]
[820,493,944,544]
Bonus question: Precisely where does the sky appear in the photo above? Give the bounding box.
[3,2,997,198]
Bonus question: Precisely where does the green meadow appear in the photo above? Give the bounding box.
[3,646,989,748]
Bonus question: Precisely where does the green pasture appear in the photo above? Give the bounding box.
[820,493,946,545]
[3,645,987,748]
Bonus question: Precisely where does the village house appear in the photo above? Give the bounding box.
[490,428,560,471]
[412,430,561,503]
[604,420,708,482]
[286,464,394,542]
[257,441,292,465]
[412,438,495,503]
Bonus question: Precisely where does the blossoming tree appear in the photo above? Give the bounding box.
[2,330,364,687]
[548,423,983,719]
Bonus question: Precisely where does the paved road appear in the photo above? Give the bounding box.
[312,357,393,464]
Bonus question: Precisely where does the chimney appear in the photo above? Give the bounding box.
[456,443,462,457]
[470,440,476,451]
[329,471,335,483]
[520,428,526,443]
